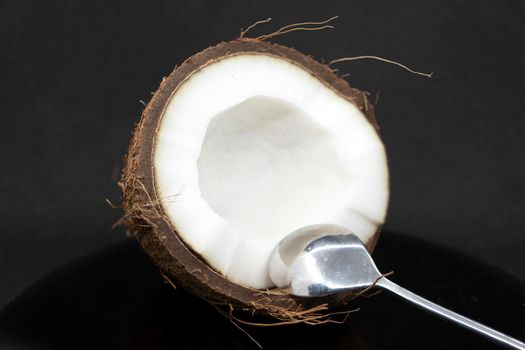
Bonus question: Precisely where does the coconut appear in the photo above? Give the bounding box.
[121,39,389,322]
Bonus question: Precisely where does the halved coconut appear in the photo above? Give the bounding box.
[121,40,389,318]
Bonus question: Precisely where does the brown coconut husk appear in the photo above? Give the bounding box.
[120,38,385,325]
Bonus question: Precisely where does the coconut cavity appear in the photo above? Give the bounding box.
[153,53,388,289]
[198,96,353,240]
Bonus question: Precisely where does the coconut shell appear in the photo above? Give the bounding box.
[120,39,383,323]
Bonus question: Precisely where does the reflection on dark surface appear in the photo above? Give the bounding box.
[0,232,524,349]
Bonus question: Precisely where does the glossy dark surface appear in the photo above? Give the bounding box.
[1,232,524,350]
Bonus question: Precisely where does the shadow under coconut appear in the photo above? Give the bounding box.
[0,232,524,350]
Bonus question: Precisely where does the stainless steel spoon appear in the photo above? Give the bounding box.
[268,224,525,350]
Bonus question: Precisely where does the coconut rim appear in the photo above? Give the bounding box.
[121,39,388,321]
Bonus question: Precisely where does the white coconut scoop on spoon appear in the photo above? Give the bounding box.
[268,224,525,350]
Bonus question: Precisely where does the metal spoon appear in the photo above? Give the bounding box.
[268,224,525,350]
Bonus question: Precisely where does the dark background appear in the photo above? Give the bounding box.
[1,0,524,313]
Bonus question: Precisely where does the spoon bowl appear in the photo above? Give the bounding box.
[268,224,381,297]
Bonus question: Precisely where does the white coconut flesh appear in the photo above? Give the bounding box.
[154,54,389,289]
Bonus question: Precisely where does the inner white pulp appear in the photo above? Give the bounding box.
[154,54,388,289]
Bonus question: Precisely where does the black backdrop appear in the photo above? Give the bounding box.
[1,0,524,310]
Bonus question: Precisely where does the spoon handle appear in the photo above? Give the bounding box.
[375,277,525,350]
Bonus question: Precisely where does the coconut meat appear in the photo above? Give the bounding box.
[154,54,388,289]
